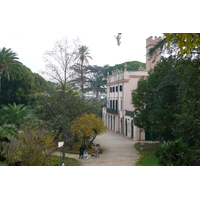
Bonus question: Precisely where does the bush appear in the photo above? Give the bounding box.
[155,139,195,166]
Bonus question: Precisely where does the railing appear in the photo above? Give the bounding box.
[125,110,133,117]
[106,108,118,114]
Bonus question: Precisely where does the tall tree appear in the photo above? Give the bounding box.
[36,87,89,163]
[0,47,21,92]
[43,38,79,91]
[86,65,106,98]
[72,46,92,93]
[132,56,180,142]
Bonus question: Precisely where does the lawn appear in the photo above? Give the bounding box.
[46,155,81,166]
[134,142,160,166]
[0,155,81,166]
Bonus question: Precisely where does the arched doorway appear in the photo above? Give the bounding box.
[125,118,128,136]
[131,120,134,139]
[121,117,124,135]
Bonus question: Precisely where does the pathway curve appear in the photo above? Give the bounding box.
[55,131,140,166]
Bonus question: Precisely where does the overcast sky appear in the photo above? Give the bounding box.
[0,0,197,77]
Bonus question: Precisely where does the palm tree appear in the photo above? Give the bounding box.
[73,46,92,93]
[1,103,35,127]
[0,47,21,92]
[86,65,107,99]
[88,75,106,99]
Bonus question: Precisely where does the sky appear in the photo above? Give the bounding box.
[1,0,198,79]
[0,0,165,77]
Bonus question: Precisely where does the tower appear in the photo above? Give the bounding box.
[146,36,161,71]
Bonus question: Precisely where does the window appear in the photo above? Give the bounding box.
[110,87,112,93]
[120,85,123,92]
[113,87,115,92]
[116,100,118,111]
[116,86,118,92]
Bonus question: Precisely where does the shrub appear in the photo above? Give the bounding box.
[155,139,194,166]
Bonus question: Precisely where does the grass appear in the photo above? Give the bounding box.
[44,155,81,166]
[0,161,8,166]
[134,142,160,166]
[0,156,81,166]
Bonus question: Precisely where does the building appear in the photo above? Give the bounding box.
[102,36,161,141]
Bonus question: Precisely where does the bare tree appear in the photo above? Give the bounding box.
[43,37,80,91]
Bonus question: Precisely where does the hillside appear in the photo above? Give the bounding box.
[103,61,146,76]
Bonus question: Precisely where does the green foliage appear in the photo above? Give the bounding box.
[132,56,179,142]
[132,56,200,151]
[164,33,200,58]
[36,87,90,144]
[4,123,57,166]
[104,61,145,76]
[148,33,200,61]
[71,113,106,145]
[85,65,107,98]
[0,124,18,162]
[0,103,35,127]
[0,124,18,140]
[0,47,22,91]
[0,64,51,105]
[135,142,160,166]
[174,59,200,146]
[155,140,195,166]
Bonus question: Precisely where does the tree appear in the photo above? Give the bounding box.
[0,64,51,105]
[132,56,180,142]
[43,38,79,91]
[36,87,90,162]
[3,123,57,166]
[71,45,92,93]
[148,33,200,60]
[0,103,35,127]
[0,124,18,163]
[86,65,107,98]
[71,113,106,146]
[164,33,200,58]
[155,139,195,166]
[0,47,21,92]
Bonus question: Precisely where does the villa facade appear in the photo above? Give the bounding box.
[102,36,161,141]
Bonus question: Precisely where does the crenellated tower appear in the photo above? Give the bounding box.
[146,36,161,71]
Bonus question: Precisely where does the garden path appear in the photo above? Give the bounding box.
[54,131,140,166]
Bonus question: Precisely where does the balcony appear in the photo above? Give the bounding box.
[106,108,118,114]
[125,110,133,117]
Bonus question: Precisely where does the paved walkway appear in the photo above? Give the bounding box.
[54,131,140,166]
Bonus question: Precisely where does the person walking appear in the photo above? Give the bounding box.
[79,145,84,159]
[94,144,100,158]
[83,144,87,158]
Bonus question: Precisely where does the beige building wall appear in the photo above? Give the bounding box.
[103,67,148,141]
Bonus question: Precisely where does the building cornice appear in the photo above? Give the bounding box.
[106,79,129,86]
[129,75,148,78]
